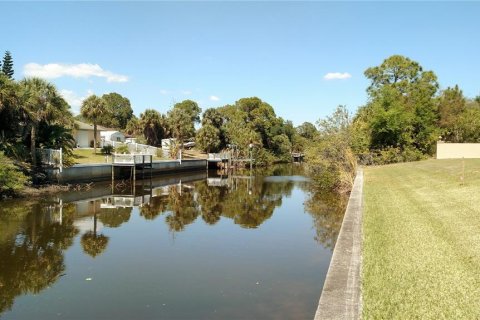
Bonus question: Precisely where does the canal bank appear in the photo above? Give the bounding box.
[46,159,207,183]
[314,168,363,320]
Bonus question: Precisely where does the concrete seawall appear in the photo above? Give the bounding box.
[314,168,363,320]
[56,171,207,203]
[46,159,207,183]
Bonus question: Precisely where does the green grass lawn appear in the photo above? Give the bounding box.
[73,148,109,164]
[363,159,480,319]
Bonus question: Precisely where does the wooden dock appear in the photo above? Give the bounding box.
[111,154,153,193]
[292,152,304,162]
[207,152,254,169]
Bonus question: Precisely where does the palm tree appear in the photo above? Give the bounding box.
[80,95,107,154]
[20,78,67,167]
[0,74,20,141]
[139,109,167,146]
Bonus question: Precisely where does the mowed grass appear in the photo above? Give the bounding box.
[73,148,109,164]
[363,159,480,319]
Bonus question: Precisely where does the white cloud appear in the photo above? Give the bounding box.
[323,72,352,80]
[209,95,220,101]
[181,90,192,95]
[24,63,128,83]
[60,89,94,114]
[160,89,169,95]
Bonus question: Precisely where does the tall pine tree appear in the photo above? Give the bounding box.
[2,51,14,79]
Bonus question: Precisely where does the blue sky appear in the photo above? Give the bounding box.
[2,2,479,125]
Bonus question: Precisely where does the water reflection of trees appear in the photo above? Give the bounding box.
[0,198,136,314]
[80,213,109,258]
[0,201,78,314]
[98,207,131,228]
[136,174,299,231]
[0,166,347,316]
[304,191,348,249]
[252,164,347,249]
[139,195,169,220]
[78,200,133,257]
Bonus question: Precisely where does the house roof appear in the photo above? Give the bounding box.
[75,120,108,131]
[101,130,124,136]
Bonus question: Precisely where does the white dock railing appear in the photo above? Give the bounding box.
[100,195,151,208]
[208,153,230,161]
[112,154,153,165]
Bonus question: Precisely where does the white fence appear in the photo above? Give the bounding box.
[102,140,159,156]
[36,148,63,171]
[127,142,158,156]
[208,153,230,161]
[101,140,124,148]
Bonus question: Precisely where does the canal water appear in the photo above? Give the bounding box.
[0,165,346,320]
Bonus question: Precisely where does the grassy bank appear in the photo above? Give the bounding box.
[363,159,480,319]
[73,148,109,164]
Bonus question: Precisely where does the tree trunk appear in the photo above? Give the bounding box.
[31,125,37,168]
[93,213,97,236]
[93,123,97,154]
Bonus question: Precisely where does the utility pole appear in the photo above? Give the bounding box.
[249,143,253,170]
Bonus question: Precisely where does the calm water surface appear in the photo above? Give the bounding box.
[0,165,346,319]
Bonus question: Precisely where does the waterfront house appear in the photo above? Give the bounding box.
[73,120,106,148]
[101,130,126,143]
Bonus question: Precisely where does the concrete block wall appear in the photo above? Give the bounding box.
[436,142,480,159]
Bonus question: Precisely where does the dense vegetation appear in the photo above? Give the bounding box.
[305,55,480,193]
[0,52,135,195]
[0,60,76,192]
[124,97,296,164]
[195,97,295,164]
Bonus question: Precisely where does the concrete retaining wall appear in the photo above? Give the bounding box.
[46,159,207,183]
[314,169,363,320]
[436,142,480,159]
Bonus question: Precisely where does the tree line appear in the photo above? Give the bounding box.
[305,55,480,193]
[1,50,479,195]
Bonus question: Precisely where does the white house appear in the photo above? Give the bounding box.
[101,131,126,143]
[73,120,106,148]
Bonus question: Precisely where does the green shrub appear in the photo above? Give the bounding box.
[101,145,114,155]
[114,144,129,154]
[253,148,276,166]
[272,134,292,162]
[305,135,357,193]
[196,124,221,153]
[0,151,30,196]
[169,140,180,159]
[0,139,29,161]
[371,147,426,165]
